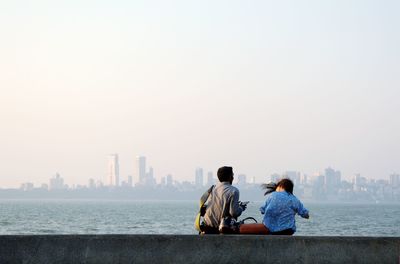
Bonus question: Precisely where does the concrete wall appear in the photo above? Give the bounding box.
[0,235,398,264]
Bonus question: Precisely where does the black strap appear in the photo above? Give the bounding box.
[199,185,215,216]
[239,217,258,224]
[208,185,215,195]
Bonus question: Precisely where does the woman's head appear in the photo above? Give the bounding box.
[276,178,294,194]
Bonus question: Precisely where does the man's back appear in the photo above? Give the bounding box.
[204,182,243,228]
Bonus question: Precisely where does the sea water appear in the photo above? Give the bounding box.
[0,200,399,236]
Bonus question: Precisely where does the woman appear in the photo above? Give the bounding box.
[240,178,309,235]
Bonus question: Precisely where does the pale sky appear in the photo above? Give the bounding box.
[1,0,399,187]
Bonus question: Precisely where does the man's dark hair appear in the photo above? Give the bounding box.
[217,166,233,182]
[277,178,294,194]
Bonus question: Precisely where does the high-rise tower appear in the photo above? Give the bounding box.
[195,167,204,188]
[136,156,147,184]
[107,154,119,186]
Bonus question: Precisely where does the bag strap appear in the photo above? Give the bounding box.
[199,185,215,208]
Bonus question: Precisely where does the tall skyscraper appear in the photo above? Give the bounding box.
[136,156,147,184]
[206,171,214,186]
[146,166,156,186]
[195,167,204,188]
[166,174,173,186]
[107,154,119,186]
[335,170,342,185]
[325,167,336,189]
[353,173,367,191]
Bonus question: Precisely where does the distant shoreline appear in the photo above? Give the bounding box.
[0,197,399,205]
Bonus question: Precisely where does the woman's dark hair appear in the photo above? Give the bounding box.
[261,182,277,196]
[217,166,233,182]
[277,178,294,194]
[261,178,294,195]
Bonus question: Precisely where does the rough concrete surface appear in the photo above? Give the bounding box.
[0,235,399,264]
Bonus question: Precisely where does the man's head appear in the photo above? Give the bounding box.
[217,166,234,184]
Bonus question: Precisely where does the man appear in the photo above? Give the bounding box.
[203,166,246,233]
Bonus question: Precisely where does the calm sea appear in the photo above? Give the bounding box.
[0,200,399,236]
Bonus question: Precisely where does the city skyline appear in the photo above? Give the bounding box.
[12,163,400,203]
[7,153,400,190]
[1,149,400,189]
[2,151,400,189]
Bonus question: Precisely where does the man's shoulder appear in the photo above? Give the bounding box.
[217,182,240,193]
[228,184,240,194]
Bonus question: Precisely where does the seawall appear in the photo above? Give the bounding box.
[0,235,399,264]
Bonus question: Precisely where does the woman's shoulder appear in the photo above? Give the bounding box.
[270,191,289,199]
[274,191,299,201]
[288,194,303,204]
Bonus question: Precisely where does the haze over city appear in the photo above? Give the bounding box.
[1,0,399,188]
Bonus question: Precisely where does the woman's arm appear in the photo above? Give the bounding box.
[259,196,270,214]
[296,199,309,219]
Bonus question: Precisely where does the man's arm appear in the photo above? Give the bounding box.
[229,190,243,218]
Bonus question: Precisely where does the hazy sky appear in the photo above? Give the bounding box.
[1,0,399,187]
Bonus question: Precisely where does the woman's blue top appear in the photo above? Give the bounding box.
[260,191,309,233]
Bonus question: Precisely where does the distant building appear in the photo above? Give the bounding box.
[20,182,34,191]
[195,168,204,188]
[237,174,247,186]
[206,171,214,186]
[49,173,65,190]
[88,178,96,189]
[335,171,342,187]
[303,185,313,199]
[160,176,166,186]
[312,174,326,199]
[136,156,147,184]
[127,175,133,187]
[166,174,173,186]
[96,180,104,188]
[325,167,336,187]
[107,154,120,187]
[146,166,156,186]
[325,167,341,194]
[353,173,367,192]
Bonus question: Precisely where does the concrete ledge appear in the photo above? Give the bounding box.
[0,235,399,264]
